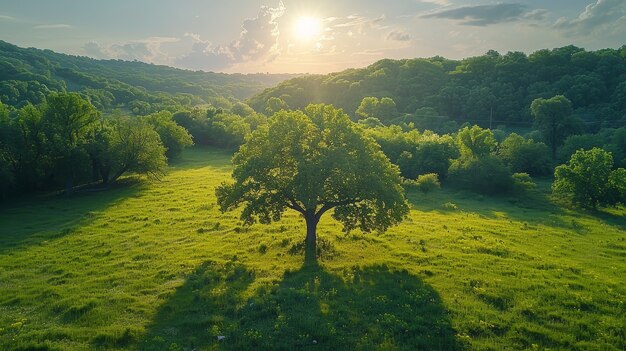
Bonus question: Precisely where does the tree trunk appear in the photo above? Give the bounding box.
[304,211,318,264]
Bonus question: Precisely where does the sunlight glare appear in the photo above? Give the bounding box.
[293,16,322,41]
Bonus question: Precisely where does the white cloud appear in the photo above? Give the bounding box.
[82,37,178,63]
[555,0,626,36]
[176,1,286,71]
[33,24,72,29]
[387,30,411,42]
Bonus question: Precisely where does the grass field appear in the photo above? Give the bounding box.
[0,147,624,351]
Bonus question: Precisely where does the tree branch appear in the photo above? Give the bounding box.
[315,198,360,220]
[286,197,306,214]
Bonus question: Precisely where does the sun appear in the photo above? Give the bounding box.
[293,16,322,41]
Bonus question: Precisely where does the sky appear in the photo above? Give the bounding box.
[1,0,625,74]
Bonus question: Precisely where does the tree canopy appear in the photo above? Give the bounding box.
[553,148,625,209]
[216,104,409,261]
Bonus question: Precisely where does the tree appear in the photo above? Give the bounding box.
[265,97,290,115]
[145,111,193,159]
[498,133,552,176]
[97,116,167,184]
[530,95,579,159]
[42,92,99,193]
[216,104,409,261]
[553,148,625,209]
[355,97,398,122]
[456,125,496,159]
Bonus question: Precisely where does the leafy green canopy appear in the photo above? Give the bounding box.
[553,148,625,209]
[216,104,409,233]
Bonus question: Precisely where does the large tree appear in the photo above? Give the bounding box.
[216,104,409,261]
[530,95,580,159]
[42,92,99,193]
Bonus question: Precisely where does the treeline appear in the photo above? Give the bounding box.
[248,46,626,131]
[0,40,297,114]
[0,94,192,199]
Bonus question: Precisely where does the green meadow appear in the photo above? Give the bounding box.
[1,147,624,351]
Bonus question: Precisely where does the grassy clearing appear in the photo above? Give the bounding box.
[0,147,624,351]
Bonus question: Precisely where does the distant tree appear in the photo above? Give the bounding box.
[553,148,625,209]
[97,116,167,184]
[356,97,398,122]
[448,155,513,195]
[498,133,552,176]
[265,97,290,115]
[42,92,99,193]
[530,95,580,159]
[216,104,409,261]
[456,125,496,159]
[145,111,193,159]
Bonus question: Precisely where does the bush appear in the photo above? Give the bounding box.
[499,133,552,176]
[415,173,440,194]
[553,148,625,209]
[448,155,513,195]
[512,172,536,194]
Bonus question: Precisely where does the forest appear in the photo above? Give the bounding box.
[249,46,626,131]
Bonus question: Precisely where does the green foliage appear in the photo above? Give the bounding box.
[355,97,398,122]
[530,95,582,158]
[250,46,626,130]
[512,172,537,194]
[43,92,100,192]
[0,40,297,112]
[499,133,552,176]
[265,97,290,115]
[97,116,167,184]
[448,155,513,195]
[456,125,496,159]
[145,111,194,159]
[415,173,441,194]
[553,148,625,209]
[216,104,409,254]
[367,126,458,180]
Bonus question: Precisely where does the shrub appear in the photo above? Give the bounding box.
[499,133,552,176]
[512,172,536,194]
[448,155,513,195]
[415,173,440,194]
[442,202,459,211]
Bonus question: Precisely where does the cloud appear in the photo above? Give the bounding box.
[554,0,626,36]
[176,1,286,71]
[82,37,177,63]
[387,30,411,42]
[419,0,450,5]
[33,24,72,29]
[0,14,15,21]
[422,3,533,26]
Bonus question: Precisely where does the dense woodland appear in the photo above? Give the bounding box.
[249,46,626,131]
[0,41,625,210]
[0,40,297,114]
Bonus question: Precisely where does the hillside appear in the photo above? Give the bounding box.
[1,147,624,350]
[0,40,298,113]
[248,46,626,130]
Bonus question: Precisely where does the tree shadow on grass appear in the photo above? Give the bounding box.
[138,260,464,351]
[0,178,143,255]
[138,260,255,350]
